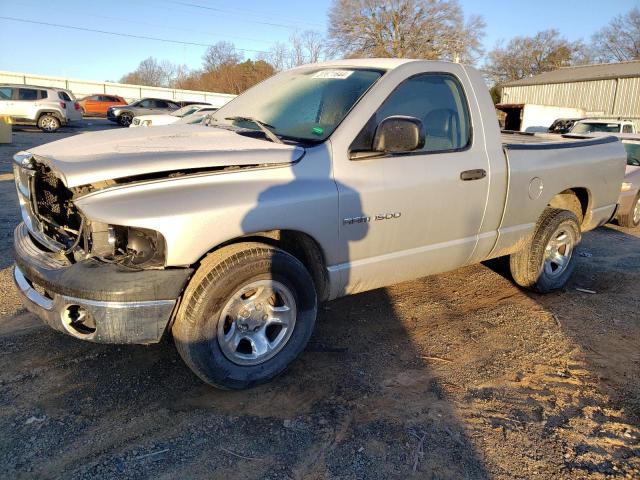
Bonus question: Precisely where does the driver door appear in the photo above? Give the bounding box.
[332,72,490,295]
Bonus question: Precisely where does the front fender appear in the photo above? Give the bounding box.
[75,146,340,267]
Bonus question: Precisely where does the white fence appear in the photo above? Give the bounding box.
[0,70,236,107]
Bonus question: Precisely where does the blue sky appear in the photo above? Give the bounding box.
[0,0,637,81]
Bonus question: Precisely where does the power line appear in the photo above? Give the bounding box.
[17,0,275,45]
[160,0,324,30]
[0,16,270,54]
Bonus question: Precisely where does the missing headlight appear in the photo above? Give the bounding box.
[90,223,166,268]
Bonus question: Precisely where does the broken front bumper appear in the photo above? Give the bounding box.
[13,223,193,344]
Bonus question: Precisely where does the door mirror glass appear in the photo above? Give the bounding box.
[372,116,425,154]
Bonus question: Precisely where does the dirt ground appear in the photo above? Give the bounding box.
[0,124,638,480]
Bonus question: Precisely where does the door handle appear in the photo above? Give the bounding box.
[460,169,487,181]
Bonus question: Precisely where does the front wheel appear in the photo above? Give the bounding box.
[510,209,581,293]
[118,112,133,126]
[172,242,318,389]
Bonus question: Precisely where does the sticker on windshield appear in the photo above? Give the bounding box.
[311,69,354,80]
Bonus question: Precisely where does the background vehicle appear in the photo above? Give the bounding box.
[12,60,626,389]
[130,104,214,127]
[177,100,211,107]
[78,94,126,116]
[177,107,219,125]
[0,84,82,132]
[570,118,637,134]
[107,97,180,126]
[548,118,582,134]
[496,104,584,132]
[616,135,640,227]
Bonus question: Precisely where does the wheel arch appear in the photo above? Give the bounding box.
[547,187,591,229]
[36,110,64,122]
[194,229,330,303]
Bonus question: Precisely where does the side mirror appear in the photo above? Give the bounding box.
[372,116,425,154]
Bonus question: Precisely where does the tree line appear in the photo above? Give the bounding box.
[119,1,640,95]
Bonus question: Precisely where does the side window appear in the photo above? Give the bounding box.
[38,90,48,99]
[352,73,471,154]
[89,95,101,101]
[155,100,169,108]
[622,124,633,134]
[0,87,13,100]
[138,99,152,108]
[18,88,39,101]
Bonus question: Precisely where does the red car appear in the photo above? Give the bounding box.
[78,94,127,116]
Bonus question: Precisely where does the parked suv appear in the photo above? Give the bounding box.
[107,98,181,126]
[0,84,82,132]
[78,94,126,116]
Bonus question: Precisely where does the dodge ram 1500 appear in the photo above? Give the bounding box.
[12,59,626,389]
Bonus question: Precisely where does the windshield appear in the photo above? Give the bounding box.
[571,122,621,133]
[171,105,201,117]
[209,67,383,142]
[624,142,640,166]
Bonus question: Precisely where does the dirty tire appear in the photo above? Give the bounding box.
[37,114,60,132]
[618,191,640,228]
[510,208,581,293]
[172,242,317,389]
[118,112,133,126]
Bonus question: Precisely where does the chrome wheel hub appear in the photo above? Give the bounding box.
[543,227,574,278]
[633,197,640,225]
[217,280,296,366]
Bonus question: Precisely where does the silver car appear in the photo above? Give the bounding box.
[617,136,640,227]
[107,98,180,126]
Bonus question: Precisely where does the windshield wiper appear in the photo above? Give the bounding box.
[225,116,283,144]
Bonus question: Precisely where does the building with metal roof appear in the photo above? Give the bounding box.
[499,60,640,119]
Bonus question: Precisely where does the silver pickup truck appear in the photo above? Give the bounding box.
[12,59,626,389]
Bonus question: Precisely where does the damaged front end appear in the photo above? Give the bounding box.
[12,152,192,344]
[14,152,167,268]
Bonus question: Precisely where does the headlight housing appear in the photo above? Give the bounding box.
[90,223,166,268]
[141,120,152,127]
[621,182,633,192]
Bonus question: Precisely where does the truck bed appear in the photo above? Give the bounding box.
[501,131,618,149]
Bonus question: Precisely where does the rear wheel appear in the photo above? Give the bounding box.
[510,209,581,293]
[618,191,640,228]
[37,114,60,132]
[118,112,133,126]
[172,242,317,389]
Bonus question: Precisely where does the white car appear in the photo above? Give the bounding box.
[0,84,82,132]
[130,104,213,127]
[570,119,637,134]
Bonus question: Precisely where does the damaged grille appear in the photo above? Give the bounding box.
[31,162,82,249]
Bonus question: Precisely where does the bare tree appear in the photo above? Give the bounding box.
[261,42,289,71]
[591,7,640,62]
[203,41,242,72]
[484,30,589,85]
[264,30,325,70]
[327,0,485,63]
[120,57,188,87]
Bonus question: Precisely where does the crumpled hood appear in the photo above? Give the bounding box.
[29,124,304,187]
